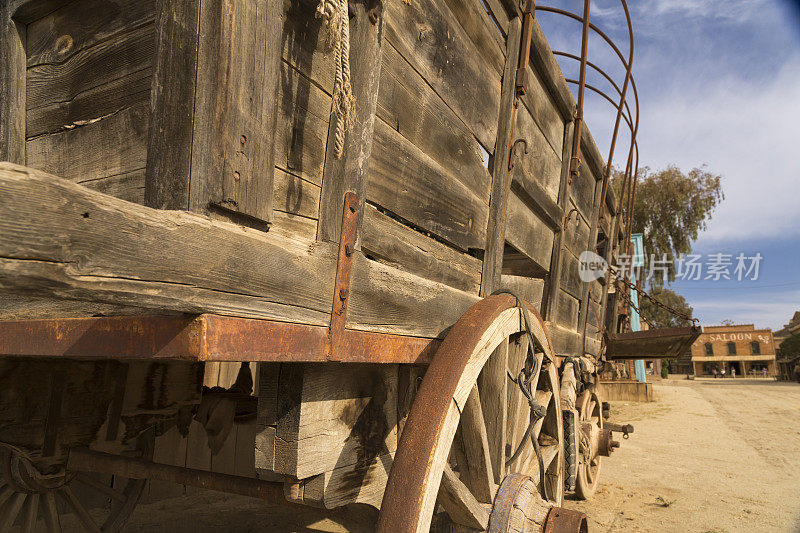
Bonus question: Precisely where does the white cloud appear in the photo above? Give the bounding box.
[638,58,800,242]
[689,289,800,330]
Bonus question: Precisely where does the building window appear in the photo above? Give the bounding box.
[704,342,714,356]
[751,341,760,355]
[727,341,737,355]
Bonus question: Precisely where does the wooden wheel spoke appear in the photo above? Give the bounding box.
[459,384,495,503]
[75,473,128,502]
[437,465,490,530]
[22,493,39,533]
[60,486,102,533]
[0,485,15,507]
[531,390,553,438]
[528,444,560,486]
[0,491,26,530]
[41,491,61,533]
[478,338,508,484]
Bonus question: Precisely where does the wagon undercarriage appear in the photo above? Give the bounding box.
[0,0,701,530]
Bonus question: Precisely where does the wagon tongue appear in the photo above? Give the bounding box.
[603,326,701,360]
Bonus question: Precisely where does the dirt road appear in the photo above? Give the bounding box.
[123,379,800,532]
[564,379,800,533]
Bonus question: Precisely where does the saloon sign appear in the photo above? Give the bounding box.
[694,332,772,345]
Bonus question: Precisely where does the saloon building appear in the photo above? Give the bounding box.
[690,324,777,378]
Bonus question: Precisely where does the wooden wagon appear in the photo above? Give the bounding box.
[0,0,698,530]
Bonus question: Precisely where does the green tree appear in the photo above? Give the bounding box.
[613,165,724,285]
[639,286,694,328]
[777,334,800,358]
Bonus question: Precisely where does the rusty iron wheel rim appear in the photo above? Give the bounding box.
[377,295,564,532]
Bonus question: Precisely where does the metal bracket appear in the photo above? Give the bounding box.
[326,192,359,361]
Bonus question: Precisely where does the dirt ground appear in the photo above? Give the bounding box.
[562,379,800,533]
[121,379,800,532]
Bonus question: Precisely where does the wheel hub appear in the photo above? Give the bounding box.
[1,447,69,494]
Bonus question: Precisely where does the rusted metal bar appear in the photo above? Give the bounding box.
[327,191,359,361]
[568,0,591,186]
[0,314,440,364]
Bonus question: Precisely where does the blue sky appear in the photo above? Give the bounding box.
[537,0,800,331]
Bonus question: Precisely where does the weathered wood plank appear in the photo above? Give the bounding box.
[25,0,155,67]
[26,103,148,186]
[317,3,383,244]
[480,16,522,296]
[274,363,397,481]
[385,0,501,149]
[77,169,145,204]
[439,465,490,530]
[499,274,545,312]
[556,290,580,331]
[280,0,335,95]
[274,60,330,187]
[368,119,489,251]
[26,69,152,138]
[477,340,507,485]
[273,168,320,220]
[518,65,565,159]
[529,18,575,121]
[0,162,335,325]
[504,190,555,274]
[563,209,591,258]
[362,204,482,294]
[206,0,281,222]
[0,7,26,164]
[542,122,574,321]
[459,385,495,503]
[346,253,480,338]
[0,164,486,337]
[26,23,155,113]
[571,149,599,220]
[377,42,490,201]
[510,100,563,205]
[441,0,505,74]
[143,0,198,211]
[559,250,582,300]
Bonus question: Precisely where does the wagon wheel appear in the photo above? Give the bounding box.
[0,431,153,532]
[377,294,567,532]
[574,390,602,500]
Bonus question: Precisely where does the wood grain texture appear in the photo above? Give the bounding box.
[499,275,545,312]
[480,17,521,297]
[273,167,320,220]
[528,17,575,121]
[274,60,330,187]
[543,122,574,322]
[361,204,482,294]
[377,42,490,201]
[518,65,565,159]
[143,0,198,211]
[504,189,555,274]
[0,162,336,325]
[441,0,505,74]
[438,465,491,530]
[368,119,489,252]
[511,95,563,203]
[209,0,281,222]
[0,6,26,164]
[317,3,383,244]
[477,339,508,485]
[26,103,148,186]
[25,0,155,67]
[346,253,480,339]
[274,363,397,480]
[385,0,501,150]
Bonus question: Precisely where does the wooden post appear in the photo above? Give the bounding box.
[144,0,201,210]
[543,121,574,320]
[577,156,606,338]
[317,1,384,246]
[480,16,522,297]
[0,2,25,164]
[146,0,282,224]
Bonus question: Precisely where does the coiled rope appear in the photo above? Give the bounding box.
[316,0,355,158]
